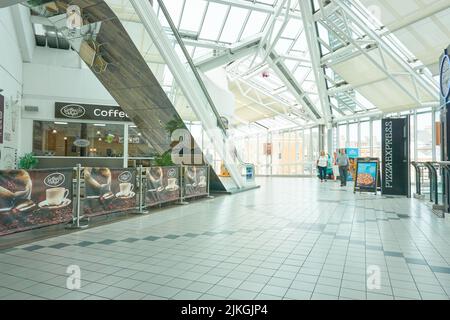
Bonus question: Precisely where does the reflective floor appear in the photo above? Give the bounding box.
[1,177,450,300]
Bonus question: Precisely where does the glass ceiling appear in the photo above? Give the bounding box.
[27,0,443,132]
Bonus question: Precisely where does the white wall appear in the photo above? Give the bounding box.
[21,46,118,157]
[0,6,23,169]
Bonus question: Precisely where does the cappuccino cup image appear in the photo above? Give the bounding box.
[119,183,134,196]
[46,187,69,206]
[199,176,206,186]
[167,178,177,188]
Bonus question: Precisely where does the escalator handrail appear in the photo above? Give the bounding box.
[156,0,228,135]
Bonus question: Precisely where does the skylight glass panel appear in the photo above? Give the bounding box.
[256,0,279,6]
[275,38,294,55]
[282,19,302,39]
[220,7,249,43]
[240,10,268,40]
[164,0,183,27]
[179,0,207,33]
[199,3,229,40]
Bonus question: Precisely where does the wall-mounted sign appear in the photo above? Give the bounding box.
[73,139,90,147]
[440,52,450,99]
[55,102,132,122]
[0,94,4,144]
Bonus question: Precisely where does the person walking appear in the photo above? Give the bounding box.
[336,149,350,187]
[317,151,328,183]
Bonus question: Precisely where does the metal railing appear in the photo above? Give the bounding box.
[411,161,446,217]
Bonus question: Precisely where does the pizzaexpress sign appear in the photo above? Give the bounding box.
[55,102,132,122]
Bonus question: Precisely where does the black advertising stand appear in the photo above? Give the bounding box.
[381,117,411,197]
[440,46,450,212]
[354,158,380,195]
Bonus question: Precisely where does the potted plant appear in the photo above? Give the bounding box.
[153,151,174,167]
[18,153,39,170]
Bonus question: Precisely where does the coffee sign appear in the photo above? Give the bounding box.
[118,171,132,183]
[55,102,132,122]
[44,173,66,187]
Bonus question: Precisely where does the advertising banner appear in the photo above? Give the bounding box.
[0,169,73,236]
[382,118,410,196]
[183,166,208,198]
[0,94,4,144]
[346,148,360,182]
[354,159,379,194]
[144,166,180,207]
[83,167,137,217]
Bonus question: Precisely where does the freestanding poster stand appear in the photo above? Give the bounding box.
[354,158,380,195]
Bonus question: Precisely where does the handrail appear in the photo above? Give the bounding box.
[423,162,439,205]
[156,0,228,135]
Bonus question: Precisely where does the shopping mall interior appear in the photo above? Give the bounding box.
[0,0,450,304]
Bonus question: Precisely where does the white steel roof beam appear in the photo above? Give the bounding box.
[299,0,333,125]
[334,0,439,99]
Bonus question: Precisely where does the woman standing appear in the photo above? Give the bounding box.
[317,151,328,183]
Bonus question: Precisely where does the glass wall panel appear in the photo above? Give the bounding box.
[33,121,124,157]
[338,124,347,148]
[416,112,433,162]
[360,121,370,157]
[348,123,358,148]
[372,120,382,159]
[128,126,155,157]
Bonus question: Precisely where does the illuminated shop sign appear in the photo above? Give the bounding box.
[55,102,132,122]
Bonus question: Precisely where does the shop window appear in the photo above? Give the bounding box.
[128,126,156,158]
[33,121,124,157]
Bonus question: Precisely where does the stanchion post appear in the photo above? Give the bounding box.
[76,164,81,228]
[206,164,214,199]
[178,165,189,205]
[138,166,148,214]
[67,164,88,229]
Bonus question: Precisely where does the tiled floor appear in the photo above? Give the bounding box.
[1,177,450,300]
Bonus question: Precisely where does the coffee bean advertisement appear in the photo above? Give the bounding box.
[183,166,208,198]
[144,166,180,207]
[82,168,137,217]
[0,169,73,236]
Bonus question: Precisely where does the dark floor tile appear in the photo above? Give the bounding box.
[164,235,180,239]
[48,243,70,249]
[383,251,404,258]
[76,241,95,247]
[182,233,198,238]
[98,239,117,245]
[405,258,428,266]
[122,238,139,243]
[144,236,160,241]
[430,266,450,274]
[23,245,45,251]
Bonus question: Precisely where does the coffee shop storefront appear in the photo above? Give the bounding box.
[25,102,156,169]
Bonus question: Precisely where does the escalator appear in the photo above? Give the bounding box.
[16,0,258,193]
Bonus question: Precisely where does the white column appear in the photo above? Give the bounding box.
[123,123,129,168]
